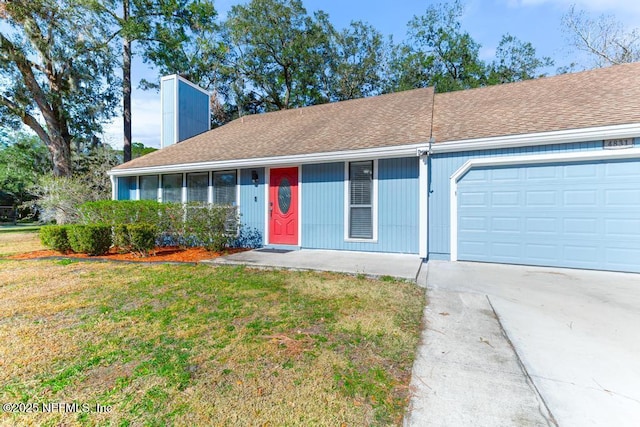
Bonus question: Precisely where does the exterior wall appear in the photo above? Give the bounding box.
[161,77,176,148]
[301,157,419,253]
[161,76,210,148]
[239,168,266,239]
[177,80,210,143]
[428,138,640,260]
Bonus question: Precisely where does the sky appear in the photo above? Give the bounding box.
[100,0,640,149]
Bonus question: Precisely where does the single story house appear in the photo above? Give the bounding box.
[109,63,640,274]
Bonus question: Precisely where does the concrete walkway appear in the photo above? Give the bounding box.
[204,248,423,281]
[414,261,640,427]
[405,264,554,426]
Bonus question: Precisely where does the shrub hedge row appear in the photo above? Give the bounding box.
[40,200,247,256]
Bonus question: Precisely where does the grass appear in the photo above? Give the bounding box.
[0,230,43,257]
[0,236,425,426]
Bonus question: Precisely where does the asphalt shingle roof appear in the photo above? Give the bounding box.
[434,62,640,142]
[114,63,640,171]
[114,87,434,170]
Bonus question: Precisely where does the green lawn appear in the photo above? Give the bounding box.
[0,255,425,426]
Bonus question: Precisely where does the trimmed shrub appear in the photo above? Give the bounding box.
[78,200,164,226]
[67,224,112,256]
[113,223,157,255]
[183,203,238,252]
[40,225,71,253]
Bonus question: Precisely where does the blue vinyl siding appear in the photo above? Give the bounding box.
[239,168,265,240]
[117,177,137,201]
[457,159,640,273]
[301,157,419,254]
[428,140,628,259]
[161,77,175,148]
[177,80,209,142]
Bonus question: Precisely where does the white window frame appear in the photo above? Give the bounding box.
[344,159,378,242]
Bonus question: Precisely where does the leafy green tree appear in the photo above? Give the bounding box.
[388,1,552,93]
[132,142,158,159]
[0,0,119,176]
[0,133,51,210]
[321,20,389,101]
[84,0,219,162]
[224,0,330,111]
[389,0,485,92]
[487,34,554,84]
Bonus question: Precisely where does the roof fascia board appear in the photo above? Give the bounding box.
[108,142,428,176]
[431,123,640,154]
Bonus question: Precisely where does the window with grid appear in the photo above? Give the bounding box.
[139,175,159,201]
[162,174,182,203]
[349,161,373,239]
[213,171,237,205]
[187,172,209,202]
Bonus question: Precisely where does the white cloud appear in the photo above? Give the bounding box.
[102,90,161,150]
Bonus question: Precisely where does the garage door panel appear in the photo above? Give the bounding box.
[457,159,640,273]
[563,190,598,207]
[605,189,640,206]
[525,243,559,262]
[526,190,556,206]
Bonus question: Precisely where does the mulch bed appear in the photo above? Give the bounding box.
[8,246,247,263]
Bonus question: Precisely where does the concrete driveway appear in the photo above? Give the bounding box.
[421,261,640,426]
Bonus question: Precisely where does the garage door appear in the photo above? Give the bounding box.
[457,159,640,273]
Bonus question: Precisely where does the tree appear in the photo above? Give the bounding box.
[388,0,485,93]
[562,5,640,67]
[487,34,554,84]
[85,0,219,162]
[0,0,119,176]
[388,1,553,93]
[224,0,330,112]
[0,133,51,211]
[321,20,389,101]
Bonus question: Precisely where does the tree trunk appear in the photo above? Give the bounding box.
[49,133,72,177]
[122,0,132,163]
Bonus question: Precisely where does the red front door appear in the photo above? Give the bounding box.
[269,167,299,245]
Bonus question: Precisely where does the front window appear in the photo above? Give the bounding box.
[187,172,209,202]
[162,174,182,203]
[349,161,374,239]
[140,175,159,201]
[213,171,237,205]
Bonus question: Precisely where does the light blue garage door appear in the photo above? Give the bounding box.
[457,159,640,273]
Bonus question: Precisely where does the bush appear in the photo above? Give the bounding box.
[78,200,239,252]
[183,203,238,252]
[67,224,112,256]
[113,223,157,255]
[40,225,71,253]
[79,200,165,226]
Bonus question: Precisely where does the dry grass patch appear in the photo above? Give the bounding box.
[0,260,425,426]
[0,231,43,257]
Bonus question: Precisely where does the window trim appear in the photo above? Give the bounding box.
[344,159,378,242]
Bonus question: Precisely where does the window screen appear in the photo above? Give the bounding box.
[349,161,373,239]
[187,172,209,202]
[162,174,182,203]
[213,171,237,205]
[139,175,159,201]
